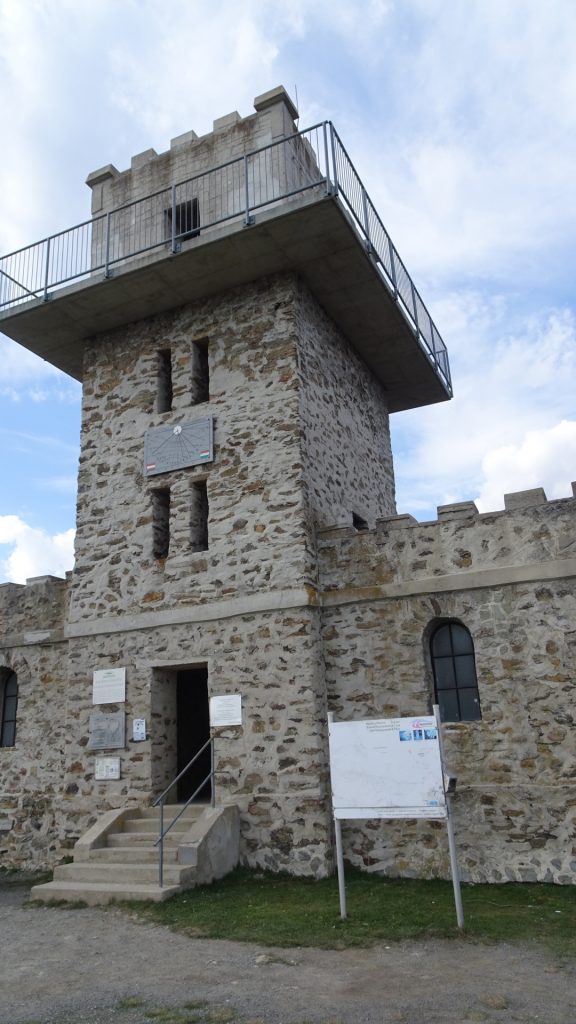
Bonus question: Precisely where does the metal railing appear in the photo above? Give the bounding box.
[153,735,215,888]
[0,121,450,393]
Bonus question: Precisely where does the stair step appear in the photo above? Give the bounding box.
[107,831,182,847]
[30,880,181,905]
[87,846,178,864]
[138,803,208,820]
[54,862,184,885]
[123,813,202,833]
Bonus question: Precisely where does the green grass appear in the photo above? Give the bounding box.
[122,866,576,955]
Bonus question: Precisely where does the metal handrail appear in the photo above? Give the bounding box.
[0,120,451,395]
[153,735,215,887]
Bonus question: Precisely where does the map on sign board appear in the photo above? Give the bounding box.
[144,418,214,476]
[328,715,447,820]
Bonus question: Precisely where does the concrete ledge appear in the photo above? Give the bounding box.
[178,804,240,885]
[320,555,576,606]
[73,807,141,862]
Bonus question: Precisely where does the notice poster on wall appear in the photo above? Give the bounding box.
[95,757,121,781]
[328,715,447,820]
[93,667,126,705]
[210,694,242,727]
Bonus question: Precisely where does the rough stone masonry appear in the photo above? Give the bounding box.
[0,86,574,884]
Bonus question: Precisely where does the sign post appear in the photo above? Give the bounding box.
[327,707,464,928]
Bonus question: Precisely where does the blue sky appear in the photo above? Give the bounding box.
[0,0,575,582]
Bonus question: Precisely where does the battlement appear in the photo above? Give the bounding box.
[318,483,576,600]
[0,573,68,646]
[0,88,450,411]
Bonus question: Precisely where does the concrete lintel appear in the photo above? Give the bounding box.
[65,586,319,639]
[86,164,120,188]
[504,487,548,510]
[320,555,576,607]
[254,85,298,122]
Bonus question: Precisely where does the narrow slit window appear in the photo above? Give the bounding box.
[152,488,170,559]
[191,480,209,552]
[430,621,482,723]
[0,670,18,748]
[157,349,173,413]
[191,340,209,405]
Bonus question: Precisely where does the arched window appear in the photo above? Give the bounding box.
[430,622,481,723]
[0,670,18,747]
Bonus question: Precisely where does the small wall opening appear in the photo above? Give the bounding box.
[157,349,173,413]
[152,488,170,559]
[191,339,209,405]
[191,480,209,552]
[0,668,18,748]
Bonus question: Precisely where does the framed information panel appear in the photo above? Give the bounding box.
[328,715,446,820]
[144,418,213,476]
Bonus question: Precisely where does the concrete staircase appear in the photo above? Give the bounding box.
[30,802,240,905]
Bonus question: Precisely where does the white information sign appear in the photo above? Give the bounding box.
[92,668,126,705]
[95,756,121,781]
[210,694,242,727]
[328,715,446,820]
[132,718,147,742]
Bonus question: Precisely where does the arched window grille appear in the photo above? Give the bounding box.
[0,670,18,747]
[430,622,481,723]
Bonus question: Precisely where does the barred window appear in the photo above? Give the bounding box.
[430,622,481,723]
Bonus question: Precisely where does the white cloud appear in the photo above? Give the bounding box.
[476,421,576,512]
[0,515,75,584]
[392,298,576,516]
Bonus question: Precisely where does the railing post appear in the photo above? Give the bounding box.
[104,213,111,278]
[159,800,164,888]
[43,237,51,301]
[244,155,253,226]
[210,737,215,808]
[388,238,398,297]
[170,185,177,253]
[322,122,332,196]
[361,186,372,252]
[410,280,419,332]
[329,123,339,198]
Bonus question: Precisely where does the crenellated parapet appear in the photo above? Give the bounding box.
[318,484,576,600]
[0,574,69,649]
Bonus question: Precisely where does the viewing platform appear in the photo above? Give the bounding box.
[0,104,451,413]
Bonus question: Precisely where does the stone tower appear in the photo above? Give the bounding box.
[0,87,451,872]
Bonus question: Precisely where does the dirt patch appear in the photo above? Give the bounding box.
[1,881,574,1024]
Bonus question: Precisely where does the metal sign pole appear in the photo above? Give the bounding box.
[328,713,347,919]
[334,815,347,920]
[434,704,464,929]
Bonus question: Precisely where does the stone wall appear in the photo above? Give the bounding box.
[318,489,576,883]
[296,283,396,527]
[0,576,68,867]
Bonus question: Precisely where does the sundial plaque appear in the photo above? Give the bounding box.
[144,417,214,476]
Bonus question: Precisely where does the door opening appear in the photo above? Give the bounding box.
[176,667,211,802]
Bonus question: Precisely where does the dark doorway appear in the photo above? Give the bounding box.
[176,667,211,802]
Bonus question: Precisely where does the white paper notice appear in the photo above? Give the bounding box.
[210,694,242,727]
[95,756,121,781]
[132,718,146,742]
[93,668,126,705]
